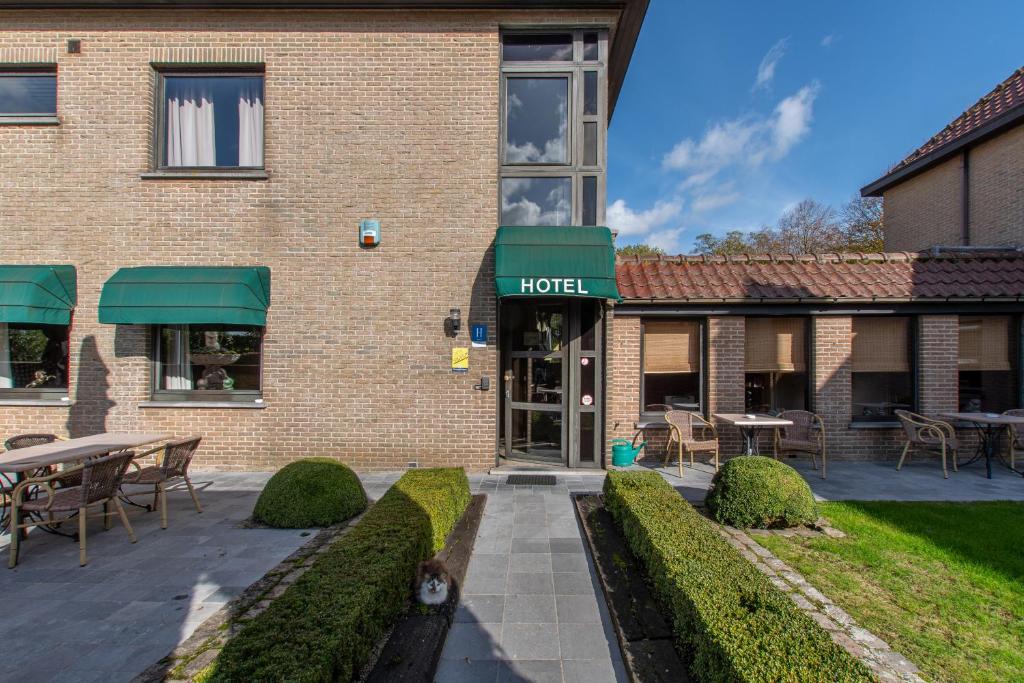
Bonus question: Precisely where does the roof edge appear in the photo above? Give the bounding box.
[860,104,1024,197]
[615,249,1024,265]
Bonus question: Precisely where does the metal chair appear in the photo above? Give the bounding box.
[773,410,827,479]
[1002,409,1024,469]
[894,410,959,479]
[664,410,719,478]
[8,450,138,568]
[122,436,203,529]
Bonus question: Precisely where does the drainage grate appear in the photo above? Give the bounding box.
[505,474,557,486]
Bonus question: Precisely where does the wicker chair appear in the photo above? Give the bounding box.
[8,450,138,568]
[122,436,203,529]
[1002,409,1024,469]
[664,410,719,478]
[2,434,78,532]
[894,410,959,479]
[773,410,827,479]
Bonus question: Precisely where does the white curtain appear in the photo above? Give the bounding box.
[0,324,12,389]
[165,325,193,390]
[166,83,216,167]
[238,79,264,167]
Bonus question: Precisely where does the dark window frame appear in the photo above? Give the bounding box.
[0,66,58,120]
[743,315,812,415]
[0,322,70,401]
[151,66,266,172]
[150,323,264,403]
[639,316,707,421]
[850,315,918,423]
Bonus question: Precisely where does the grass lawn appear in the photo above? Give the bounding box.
[757,501,1024,683]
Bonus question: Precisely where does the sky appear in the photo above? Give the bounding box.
[607,0,1024,254]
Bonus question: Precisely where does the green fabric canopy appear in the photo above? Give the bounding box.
[495,226,620,300]
[0,265,77,325]
[98,266,271,326]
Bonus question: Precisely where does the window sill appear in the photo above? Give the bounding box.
[848,421,900,429]
[0,116,59,126]
[0,398,71,407]
[140,169,268,181]
[139,400,266,409]
[635,420,669,429]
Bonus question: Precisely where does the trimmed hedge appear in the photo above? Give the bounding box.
[706,456,818,529]
[210,467,471,683]
[604,471,873,683]
[252,458,368,528]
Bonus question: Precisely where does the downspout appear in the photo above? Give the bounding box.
[961,149,970,245]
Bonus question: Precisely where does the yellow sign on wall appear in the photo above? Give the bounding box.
[451,347,469,373]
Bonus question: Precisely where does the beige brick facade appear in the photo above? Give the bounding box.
[0,8,618,472]
[609,313,984,464]
[883,124,1024,251]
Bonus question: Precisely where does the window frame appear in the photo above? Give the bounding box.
[743,315,812,414]
[639,316,707,421]
[956,313,1022,413]
[499,28,608,227]
[0,322,70,401]
[150,324,265,403]
[151,67,266,172]
[0,66,59,124]
[850,315,918,423]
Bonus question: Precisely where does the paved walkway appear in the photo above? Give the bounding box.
[0,472,312,683]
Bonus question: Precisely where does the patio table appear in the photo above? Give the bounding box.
[938,412,1024,480]
[714,414,793,456]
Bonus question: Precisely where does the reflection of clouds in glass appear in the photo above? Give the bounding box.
[506,78,568,164]
[0,75,57,115]
[501,177,571,226]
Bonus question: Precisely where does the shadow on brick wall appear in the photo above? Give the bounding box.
[67,335,114,437]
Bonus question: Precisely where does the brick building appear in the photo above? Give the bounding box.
[862,67,1024,251]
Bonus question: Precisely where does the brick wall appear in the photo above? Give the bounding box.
[707,316,745,455]
[882,124,1024,251]
[0,8,618,472]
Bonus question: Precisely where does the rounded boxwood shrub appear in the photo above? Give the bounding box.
[253,458,367,528]
[706,455,818,529]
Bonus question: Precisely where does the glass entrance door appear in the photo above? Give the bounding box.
[500,299,603,468]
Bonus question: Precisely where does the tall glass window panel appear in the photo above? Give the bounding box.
[0,323,69,393]
[583,71,598,115]
[502,34,573,62]
[581,176,598,226]
[157,325,262,394]
[583,122,598,167]
[851,317,913,422]
[0,71,57,116]
[958,316,1017,412]
[505,76,569,165]
[744,318,808,413]
[501,177,571,226]
[582,33,599,61]
[161,75,264,168]
[643,319,701,414]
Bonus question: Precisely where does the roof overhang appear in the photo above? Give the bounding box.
[861,105,1024,197]
[0,0,648,119]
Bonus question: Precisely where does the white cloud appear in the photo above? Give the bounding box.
[820,34,835,47]
[646,227,685,254]
[691,183,741,213]
[771,82,820,157]
[607,198,682,237]
[662,118,759,173]
[678,169,717,190]
[754,38,788,90]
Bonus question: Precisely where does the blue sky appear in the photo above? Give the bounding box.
[607,0,1024,253]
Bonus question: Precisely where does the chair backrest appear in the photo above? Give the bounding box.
[5,433,59,451]
[664,410,696,441]
[79,451,136,506]
[778,410,816,442]
[895,410,930,443]
[1003,409,1024,441]
[161,436,202,477]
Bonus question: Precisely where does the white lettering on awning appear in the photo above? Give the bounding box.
[518,278,592,295]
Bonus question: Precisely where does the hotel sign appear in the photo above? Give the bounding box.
[517,278,591,295]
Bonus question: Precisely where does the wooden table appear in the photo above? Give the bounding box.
[714,414,793,456]
[938,412,1024,479]
[0,432,171,474]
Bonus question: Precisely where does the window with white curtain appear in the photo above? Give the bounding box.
[158,73,264,169]
[154,325,263,400]
[0,323,69,398]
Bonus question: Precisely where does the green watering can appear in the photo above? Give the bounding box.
[611,433,646,467]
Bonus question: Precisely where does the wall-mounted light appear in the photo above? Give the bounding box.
[67,39,82,54]
[446,308,461,337]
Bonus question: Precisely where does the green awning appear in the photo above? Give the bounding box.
[495,226,620,300]
[0,265,77,325]
[98,266,271,326]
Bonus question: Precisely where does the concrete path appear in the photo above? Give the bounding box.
[0,472,311,683]
[436,474,627,683]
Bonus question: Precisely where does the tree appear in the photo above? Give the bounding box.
[616,243,666,257]
[693,197,886,255]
